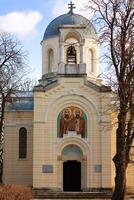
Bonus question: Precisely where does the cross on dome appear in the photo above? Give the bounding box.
[68,1,76,14]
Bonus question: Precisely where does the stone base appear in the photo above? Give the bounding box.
[33,190,112,199]
[34,187,112,193]
[34,187,62,193]
[82,188,112,193]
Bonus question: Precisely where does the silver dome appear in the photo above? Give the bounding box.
[43,11,96,40]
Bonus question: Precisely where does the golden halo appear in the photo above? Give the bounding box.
[62,107,72,117]
[73,107,82,117]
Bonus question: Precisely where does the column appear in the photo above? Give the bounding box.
[60,42,64,63]
[59,42,65,74]
[80,43,84,64]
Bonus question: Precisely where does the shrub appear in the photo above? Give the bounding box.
[0,184,32,200]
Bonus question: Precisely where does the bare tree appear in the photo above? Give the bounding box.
[0,32,30,183]
[19,79,37,91]
[86,0,134,199]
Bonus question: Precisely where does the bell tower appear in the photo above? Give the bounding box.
[40,2,99,82]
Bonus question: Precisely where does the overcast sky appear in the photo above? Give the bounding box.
[0,0,94,81]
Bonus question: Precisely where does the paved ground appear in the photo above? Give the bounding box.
[34,196,134,200]
[34,199,111,200]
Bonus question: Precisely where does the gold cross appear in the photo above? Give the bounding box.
[68,1,76,13]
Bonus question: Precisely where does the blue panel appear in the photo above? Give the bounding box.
[7,101,33,111]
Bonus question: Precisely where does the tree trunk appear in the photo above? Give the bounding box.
[0,99,5,183]
[0,149,3,183]
[112,157,127,200]
[112,106,128,200]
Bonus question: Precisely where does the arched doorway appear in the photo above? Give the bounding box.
[62,144,83,191]
[63,160,81,191]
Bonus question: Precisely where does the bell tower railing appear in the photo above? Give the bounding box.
[58,63,86,75]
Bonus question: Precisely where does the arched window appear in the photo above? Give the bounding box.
[48,49,54,72]
[19,127,27,159]
[67,46,76,64]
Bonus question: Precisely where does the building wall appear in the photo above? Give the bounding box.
[33,76,112,190]
[3,111,33,186]
[127,163,134,193]
[42,37,59,75]
[2,80,134,192]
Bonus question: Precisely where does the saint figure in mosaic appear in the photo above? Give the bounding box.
[58,106,86,138]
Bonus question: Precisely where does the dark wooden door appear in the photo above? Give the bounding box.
[63,160,81,191]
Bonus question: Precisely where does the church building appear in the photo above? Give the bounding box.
[3,2,134,194]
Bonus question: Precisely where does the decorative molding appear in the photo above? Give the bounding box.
[6,123,33,127]
[44,92,100,122]
[56,136,91,159]
[34,121,45,124]
[57,155,62,161]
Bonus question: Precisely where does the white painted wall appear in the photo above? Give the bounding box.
[41,27,99,78]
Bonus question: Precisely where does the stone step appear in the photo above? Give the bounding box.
[33,191,112,199]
